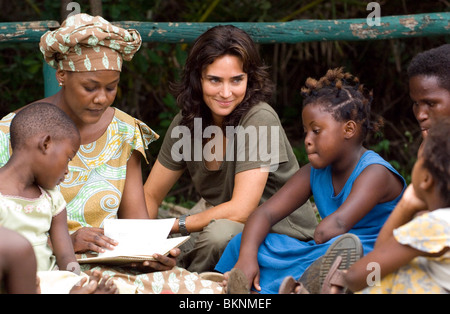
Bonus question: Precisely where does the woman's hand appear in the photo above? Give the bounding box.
[70,227,118,254]
[72,228,180,273]
[127,248,180,272]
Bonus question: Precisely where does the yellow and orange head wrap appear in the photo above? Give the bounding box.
[40,13,142,72]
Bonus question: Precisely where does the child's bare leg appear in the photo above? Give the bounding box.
[0,227,37,294]
[221,271,229,293]
[70,270,119,294]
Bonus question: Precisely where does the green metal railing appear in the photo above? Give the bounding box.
[1,12,449,96]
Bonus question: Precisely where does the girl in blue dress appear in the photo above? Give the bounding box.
[215,68,406,294]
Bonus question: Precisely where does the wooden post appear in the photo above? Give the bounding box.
[60,0,72,22]
[90,0,103,16]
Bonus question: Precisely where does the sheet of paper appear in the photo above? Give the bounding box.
[99,218,177,258]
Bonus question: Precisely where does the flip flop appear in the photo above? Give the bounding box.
[319,233,363,293]
[320,256,348,293]
[227,268,250,294]
[199,272,225,283]
[298,257,322,294]
[278,276,310,294]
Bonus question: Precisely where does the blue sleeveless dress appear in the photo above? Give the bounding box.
[215,150,406,294]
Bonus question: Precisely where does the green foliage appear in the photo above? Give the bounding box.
[293,146,309,167]
[163,195,197,210]
[369,130,416,184]
[0,43,44,112]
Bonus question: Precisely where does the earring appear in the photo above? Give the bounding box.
[59,82,63,87]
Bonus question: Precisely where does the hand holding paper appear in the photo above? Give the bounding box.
[78,219,189,265]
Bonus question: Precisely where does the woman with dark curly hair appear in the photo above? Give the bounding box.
[144,25,317,273]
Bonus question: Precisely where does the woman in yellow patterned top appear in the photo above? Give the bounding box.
[322,118,450,294]
[0,13,160,257]
[0,13,222,293]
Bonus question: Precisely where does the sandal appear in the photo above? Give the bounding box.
[226,268,250,294]
[199,272,225,283]
[279,276,310,294]
[297,257,322,294]
[319,233,363,294]
[320,256,348,293]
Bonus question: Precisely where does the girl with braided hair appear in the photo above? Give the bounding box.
[216,68,406,294]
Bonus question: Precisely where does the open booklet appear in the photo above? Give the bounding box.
[78,218,190,265]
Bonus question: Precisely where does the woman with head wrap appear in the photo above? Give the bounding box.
[0,14,222,293]
[36,14,157,246]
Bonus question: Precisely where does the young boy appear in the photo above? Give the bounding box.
[0,103,118,294]
[407,44,450,138]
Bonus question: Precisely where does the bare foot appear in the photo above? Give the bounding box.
[221,271,230,293]
[70,270,119,294]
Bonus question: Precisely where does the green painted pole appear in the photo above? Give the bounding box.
[116,12,450,43]
[0,20,60,43]
[43,62,60,97]
[1,12,449,44]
